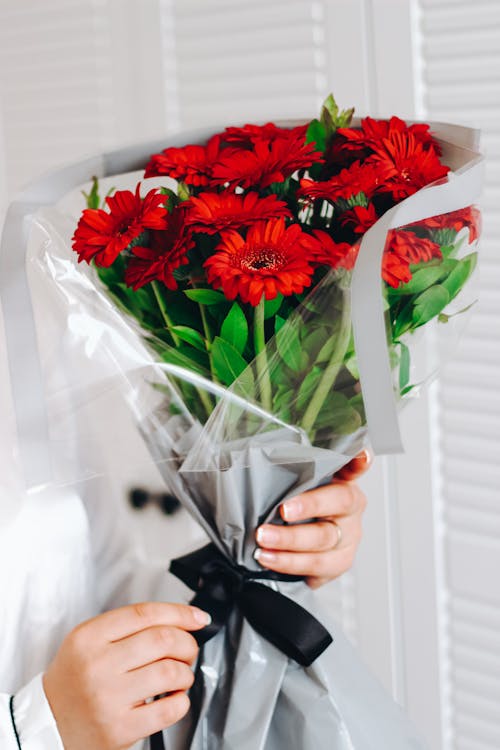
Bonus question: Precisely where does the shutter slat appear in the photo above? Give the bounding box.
[0,0,116,195]
[168,0,325,129]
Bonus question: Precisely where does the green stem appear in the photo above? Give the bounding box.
[152,281,213,419]
[193,382,213,420]
[198,302,212,349]
[253,297,272,413]
[196,295,217,389]
[152,281,180,346]
[300,317,352,437]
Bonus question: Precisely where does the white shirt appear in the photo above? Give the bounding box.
[0,226,200,749]
[0,471,191,750]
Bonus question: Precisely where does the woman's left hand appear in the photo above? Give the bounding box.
[254,451,371,589]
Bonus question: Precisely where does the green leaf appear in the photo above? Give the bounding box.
[398,341,410,392]
[400,384,415,396]
[220,303,248,354]
[275,315,286,334]
[276,324,307,373]
[438,299,477,323]
[320,93,355,135]
[177,181,191,201]
[304,326,329,358]
[170,325,206,351]
[412,285,450,327]
[305,119,326,152]
[211,336,249,386]
[392,265,449,296]
[441,252,477,300]
[159,187,180,212]
[184,289,228,305]
[393,300,414,339]
[159,345,208,376]
[344,353,360,380]
[82,176,101,209]
[264,294,283,319]
[313,392,362,433]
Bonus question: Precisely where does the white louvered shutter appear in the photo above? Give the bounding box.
[162,0,328,129]
[0,0,169,199]
[0,0,118,195]
[419,2,500,749]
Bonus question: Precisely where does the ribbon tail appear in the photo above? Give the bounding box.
[169,543,233,644]
[239,582,333,667]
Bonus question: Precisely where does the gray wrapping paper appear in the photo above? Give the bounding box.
[139,418,428,750]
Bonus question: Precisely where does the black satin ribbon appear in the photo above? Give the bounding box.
[170,543,333,664]
[149,543,333,750]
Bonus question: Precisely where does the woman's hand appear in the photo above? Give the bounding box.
[255,451,371,589]
[43,602,210,750]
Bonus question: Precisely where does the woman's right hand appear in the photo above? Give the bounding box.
[42,602,210,750]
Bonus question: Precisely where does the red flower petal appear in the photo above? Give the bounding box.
[184,191,291,234]
[124,209,193,290]
[298,161,381,203]
[144,136,222,186]
[72,184,168,267]
[211,133,323,189]
[367,132,450,200]
[203,218,317,306]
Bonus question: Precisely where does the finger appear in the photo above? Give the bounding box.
[76,602,211,643]
[335,450,372,481]
[256,520,342,553]
[280,482,365,523]
[111,625,199,673]
[133,691,190,736]
[254,546,356,579]
[126,658,195,705]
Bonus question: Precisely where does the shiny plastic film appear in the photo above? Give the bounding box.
[0,113,484,749]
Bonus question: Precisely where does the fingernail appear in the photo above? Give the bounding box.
[361,449,373,465]
[282,498,302,521]
[192,608,212,626]
[256,525,279,546]
[254,548,276,565]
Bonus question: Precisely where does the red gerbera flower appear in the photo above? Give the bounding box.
[367,132,450,200]
[382,252,413,288]
[418,206,482,243]
[382,229,442,288]
[184,191,292,234]
[211,133,323,189]
[298,161,380,204]
[310,230,357,270]
[72,184,169,267]
[338,116,441,154]
[220,122,309,147]
[125,209,193,291]
[204,218,317,306]
[340,203,379,234]
[144,135,221,186]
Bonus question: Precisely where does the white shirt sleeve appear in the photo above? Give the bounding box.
[0,673,63,750]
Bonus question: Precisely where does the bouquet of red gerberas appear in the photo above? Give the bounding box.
[70,96,481,456]
[2,94,481,750]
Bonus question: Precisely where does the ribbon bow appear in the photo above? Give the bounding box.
[169,543,333,667]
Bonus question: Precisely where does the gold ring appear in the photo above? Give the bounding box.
[330,520,342,550]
